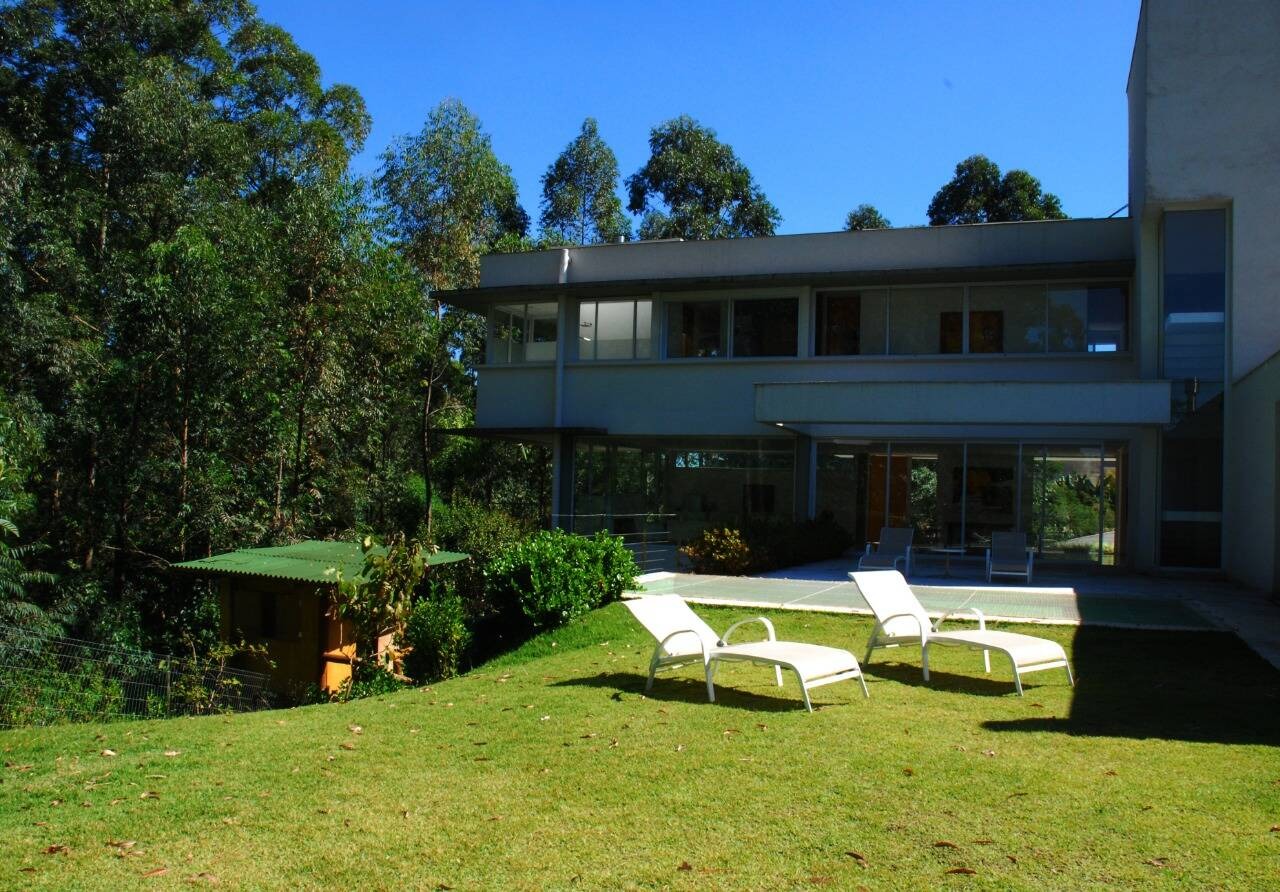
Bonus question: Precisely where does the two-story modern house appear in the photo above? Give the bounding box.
[443,0,1280,593]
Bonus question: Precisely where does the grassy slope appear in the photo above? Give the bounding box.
[2,604,1279,890]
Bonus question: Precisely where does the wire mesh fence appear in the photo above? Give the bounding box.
[0,627,271,729]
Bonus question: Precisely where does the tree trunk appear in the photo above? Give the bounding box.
[420,381,433,537]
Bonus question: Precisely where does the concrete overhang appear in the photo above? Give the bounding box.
[754,380,1173,426]
[439,218,1135,311]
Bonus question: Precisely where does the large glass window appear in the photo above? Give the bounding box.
[888,287,964,355]
[489,302,558,364]
[573,438,794,548]
[817,439,1124,567]
[1047,285,1129,353]
[732,297,798,357]
[578,299,653,361]
[1159,209,1226,568]
[815,289,888,355]
[968,285,1046,354]
[666,300,726,358]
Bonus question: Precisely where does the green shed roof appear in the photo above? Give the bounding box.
[172,540,469,585]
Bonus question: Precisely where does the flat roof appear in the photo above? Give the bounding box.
[172,540,469,585]
[440,217,1134,310]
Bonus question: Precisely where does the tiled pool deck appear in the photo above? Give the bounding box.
[631,557,1280,669]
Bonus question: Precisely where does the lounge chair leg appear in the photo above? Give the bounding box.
[1012,664,1024,696]
[1065,662,1075,687]
[646,648,660,692]
[982,649,991,674]
[798,673,813,712]
[921,642,931,682]
[858,674,869,699]
[774,665,783,687]
[705,661,716,703]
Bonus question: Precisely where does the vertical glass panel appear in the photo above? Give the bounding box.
[1087,286,1128,352]
[666,300,726,358]
[964,444,1020,546]
[577,301,597,360]
[1024,445,1103,563]
[887,443,964,546]
[815,442,876,548]
[1162,209,1226,379]
[635,300,652,358]
[888,287,964,355]
[1102,445,1125,566]
[732,297,798,357]
[525,302,558,361]
[815,289,888,355]
[595,301,635,360]
[1047,287,1088,352]
[969,285,1046,353]
[1160,209,1226,567]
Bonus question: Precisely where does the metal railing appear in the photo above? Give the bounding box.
[0,627,271,729]
[557,512,680,574]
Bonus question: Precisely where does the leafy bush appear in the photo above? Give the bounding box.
[485,530,638,633]
[340,662,409,700]
[680,514,853,575]
[403,586,471,683]
[679,528,754,575]
[433,498,532,563]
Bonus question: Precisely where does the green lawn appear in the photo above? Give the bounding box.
[3,603,1279,889]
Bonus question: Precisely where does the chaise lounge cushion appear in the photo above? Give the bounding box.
[716,641,861,679]
[926,629,1067,669]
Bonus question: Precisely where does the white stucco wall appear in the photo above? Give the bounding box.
[1136,0,1280,380]
[1224,351,1280,593]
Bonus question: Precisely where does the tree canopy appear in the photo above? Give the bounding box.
[0,1,544,653]
[626,116,780,240]
[539,118,629,246]
[927,155,1066,225]
[844,204,891,231]
[378,99,528,292]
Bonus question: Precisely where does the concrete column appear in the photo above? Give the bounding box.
[553,433,576,531]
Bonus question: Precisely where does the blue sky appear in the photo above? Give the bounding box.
[257,0,1141,234]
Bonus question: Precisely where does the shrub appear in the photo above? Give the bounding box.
[679,528,754,575]
[433,498,532,563]
[680,514,853,575]
[485,530,638,633]
[403,586,470,683]
[340,662,408,700]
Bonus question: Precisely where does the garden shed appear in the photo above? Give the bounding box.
[173,541,468,696]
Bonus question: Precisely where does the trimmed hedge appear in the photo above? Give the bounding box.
[485,530,638,633]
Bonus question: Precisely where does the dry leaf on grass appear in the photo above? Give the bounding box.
[807,877,833,885]
[1104,769,1118,776]
[902,767,915,777]
[677,861,693,871]
[1145,858,1168,868]
[981,750,997,757]
[945,866,976,875]
[339,742,356,751]
[933,841,958,849]
[187,872,219,884]
[101,749,118,757]
[348,725,363,735]
[163,750,181,757]
[139,791,159,800]
[972,838,994,845]
[142,867,168,877]
[43,844,69,855]
[1006,855,1018,864]
[675,744,685,752]
[845,851,868,868]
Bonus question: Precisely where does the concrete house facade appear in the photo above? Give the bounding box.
[445,0,1279,593]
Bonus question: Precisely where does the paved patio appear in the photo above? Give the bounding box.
[632,557,1280,669]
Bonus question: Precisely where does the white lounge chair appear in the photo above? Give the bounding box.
[858,526,914,575]
[848,570,1073,695]
[987,531,1034,582]
[623,595,868,711]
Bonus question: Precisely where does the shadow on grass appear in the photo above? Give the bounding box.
[554,671,839,713]
[863,659,1037,697]
[983,627,1280,745]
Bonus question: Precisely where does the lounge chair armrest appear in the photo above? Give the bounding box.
[656,628,712,659]
[933,607,986,632]
[864,542,873,555]
[720,616,776,645]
